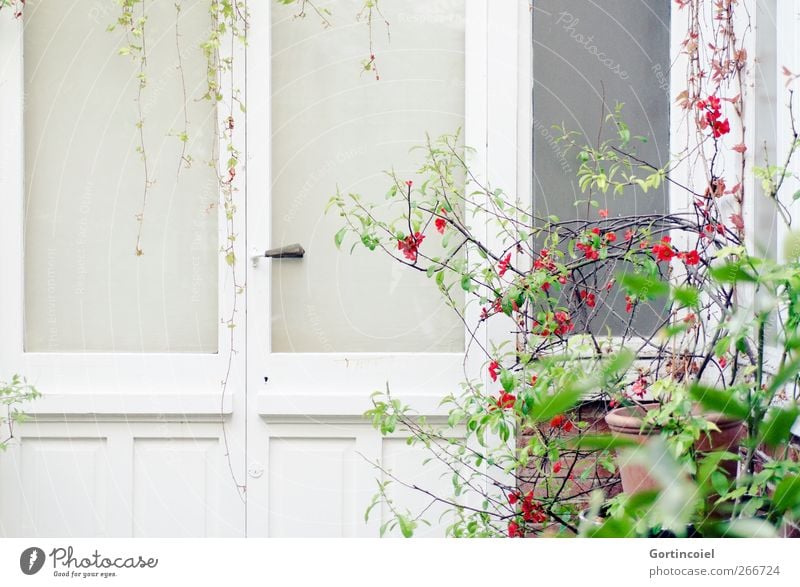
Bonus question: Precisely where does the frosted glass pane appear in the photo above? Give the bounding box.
[532,0,670,335]
[24,0,218,352]
[271,0,465,353]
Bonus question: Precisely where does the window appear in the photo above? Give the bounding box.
[532,0,670,334]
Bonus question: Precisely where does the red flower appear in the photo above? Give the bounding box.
[625,295,634,313]
[508,521,523,538]
[712,118,730,138]
[498,253,512,277]
[552,461,562,474]
[719,356,727,369]
[605,231,617,242]
[397,232,425,262]
[435,217,447,234]
[558,275,567,285]
[508,492,519,505]
[598,209,609,218]
[624,229,635,241]
[576,242,599,261]
[579,290,596,308]
[652,236,675,262]
[519,491,548,524]
[631,375,648,397]
[550,414,574,432]
[497,392,516,410]
[405,180,413,187]
[591,227,601,236]
[698,95,731,138]
[682,250,700,265]
[488,360,500,382]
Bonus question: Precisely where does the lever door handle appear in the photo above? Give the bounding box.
[251,243,305,266]
[263,243,305,258]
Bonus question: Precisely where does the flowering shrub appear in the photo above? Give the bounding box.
[331,91,800,535]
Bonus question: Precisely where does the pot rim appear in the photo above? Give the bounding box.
[604,403,744,435]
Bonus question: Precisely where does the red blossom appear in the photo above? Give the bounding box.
[533,250,556,272]
[519,491,547,524]
[435,217,447,234]
[698,95,731,138]
[624,229,635,241]
[605,231,617,243]
[498,253,512,277]
[488,360,500,382]
[579,290,596,308]
[397,232,425,262]
[682,250,700,265]
[576,241,599,260]
[552,461,562,474]
[625,295,634,313]
[497,392,516,410]
[508,521,524,538]
[652,236,675,262]
[550,414,574,432]
[405,180,413,187]
[598,209,609,218]
[631,375,648,397]
[719,356,727,369]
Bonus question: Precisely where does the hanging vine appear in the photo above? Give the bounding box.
[108,0,152,257]
[0,0,24,18]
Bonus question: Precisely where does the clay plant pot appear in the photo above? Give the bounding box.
[604,403,746,495]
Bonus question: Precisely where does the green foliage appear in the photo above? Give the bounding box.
[0,375,40,451]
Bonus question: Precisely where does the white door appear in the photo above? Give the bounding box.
[0,0,247,537]
[0,0,525,538]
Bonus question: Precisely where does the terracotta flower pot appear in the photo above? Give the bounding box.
[604,403,746,495]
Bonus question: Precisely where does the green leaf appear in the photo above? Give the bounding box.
[688,384,749,420]
[397,514,414,538]
[528,385,582,423]
[773,475,800,513]
[570,434,639,451]
[618,271,669,300]
[601,349,634,380]
[460,274,475,293]
[758,405,800,448]
[672,286,699,309]
[334,228,347,249]
[708,263,757,283]
[499,369,515,393]
[766,356,800,397]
